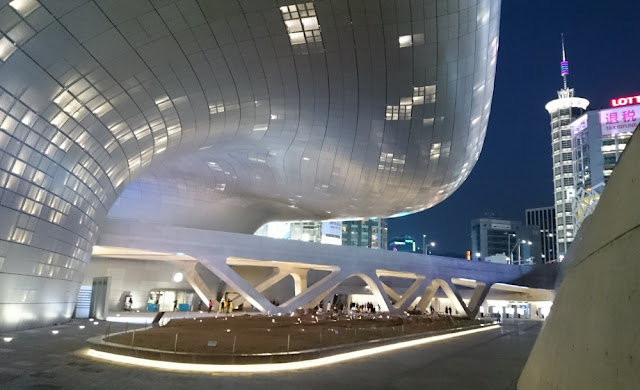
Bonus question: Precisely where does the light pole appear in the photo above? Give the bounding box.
[429,241,436,255]
[422,234,426,255]
[506,233,517,264]
[475,252,481,261]
[516,240,533,265]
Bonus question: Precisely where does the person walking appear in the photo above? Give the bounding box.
[173,299,178,311]
[208,299,213,313]
[197,300,203,311]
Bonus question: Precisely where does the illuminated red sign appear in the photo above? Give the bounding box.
[611,95,640,107]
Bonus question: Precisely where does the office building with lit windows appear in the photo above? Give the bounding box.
[544,38,589,258]
[341,219,387,249]
[570,103,639,230]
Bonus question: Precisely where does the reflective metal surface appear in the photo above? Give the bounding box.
[0,0,500,330]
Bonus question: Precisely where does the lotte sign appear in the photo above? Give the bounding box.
[611,95,640,107]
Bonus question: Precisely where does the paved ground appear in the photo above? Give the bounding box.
[0,318,542,389]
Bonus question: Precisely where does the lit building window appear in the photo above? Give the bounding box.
[209,103,225,114]
[398,33,425,48]
[385,99,412,121]
[413,85,437,104]
[280,3,321,45]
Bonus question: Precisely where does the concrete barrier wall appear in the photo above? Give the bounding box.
[518,128,640,388]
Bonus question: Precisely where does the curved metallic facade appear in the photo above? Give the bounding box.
[0,0,500,330]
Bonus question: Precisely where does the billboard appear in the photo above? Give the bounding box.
[321,221,342,245]
[599,105,639,136]
[570,114,588,135]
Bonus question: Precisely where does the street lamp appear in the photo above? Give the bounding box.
[475,252,481,261]
[516,240,533,265]
[429,241,436,255]
[422,234,426,255]
[505,233,517,264]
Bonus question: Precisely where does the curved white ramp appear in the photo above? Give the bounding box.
[519,128,640,388]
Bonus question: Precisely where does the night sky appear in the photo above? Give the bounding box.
[388,0,640,257]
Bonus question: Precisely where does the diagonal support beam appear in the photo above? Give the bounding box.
[176,262,218,307]
[380,281,402,303]
[362,273,395,313]
[279,269,347,312]
[394,277,428,312]
[448,280,493,318]
[197,257,277,313]
[416,278,437,312]
[231,268,290,307]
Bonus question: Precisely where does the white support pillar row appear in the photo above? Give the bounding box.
[197,257,277,314]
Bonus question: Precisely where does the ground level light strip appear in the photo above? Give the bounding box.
[85,324,500,373]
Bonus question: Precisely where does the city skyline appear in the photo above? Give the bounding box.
[389,0,640,256]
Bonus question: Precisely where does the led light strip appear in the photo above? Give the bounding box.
[85,324,500,373]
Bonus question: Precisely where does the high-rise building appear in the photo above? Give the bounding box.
[544,36,590,258]
[570,101,639,231]
[471,217,540,264]
[471,218,519,261]
[341,219,387,249]
[525,207,557,263]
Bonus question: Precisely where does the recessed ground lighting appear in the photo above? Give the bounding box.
[93,321,99,325]
[3,337,12,342]
[79,325,85,329]
[51,330,59,335]
[89,318,93,321]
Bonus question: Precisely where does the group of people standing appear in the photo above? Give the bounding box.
[350,302,377,313]
[443,306,455,315]
[196,299,234,313]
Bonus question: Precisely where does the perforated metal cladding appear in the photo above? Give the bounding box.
[0,0,500,330]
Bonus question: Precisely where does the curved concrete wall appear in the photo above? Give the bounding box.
[0,0,500,331]
[518,128,640,388]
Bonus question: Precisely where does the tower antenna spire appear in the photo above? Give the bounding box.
[560,34,569,89]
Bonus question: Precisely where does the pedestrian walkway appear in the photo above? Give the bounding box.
[0,318,540,389]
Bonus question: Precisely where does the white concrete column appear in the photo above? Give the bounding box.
[289,268,309,296]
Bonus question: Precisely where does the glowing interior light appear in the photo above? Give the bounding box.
[173,272,184,283]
